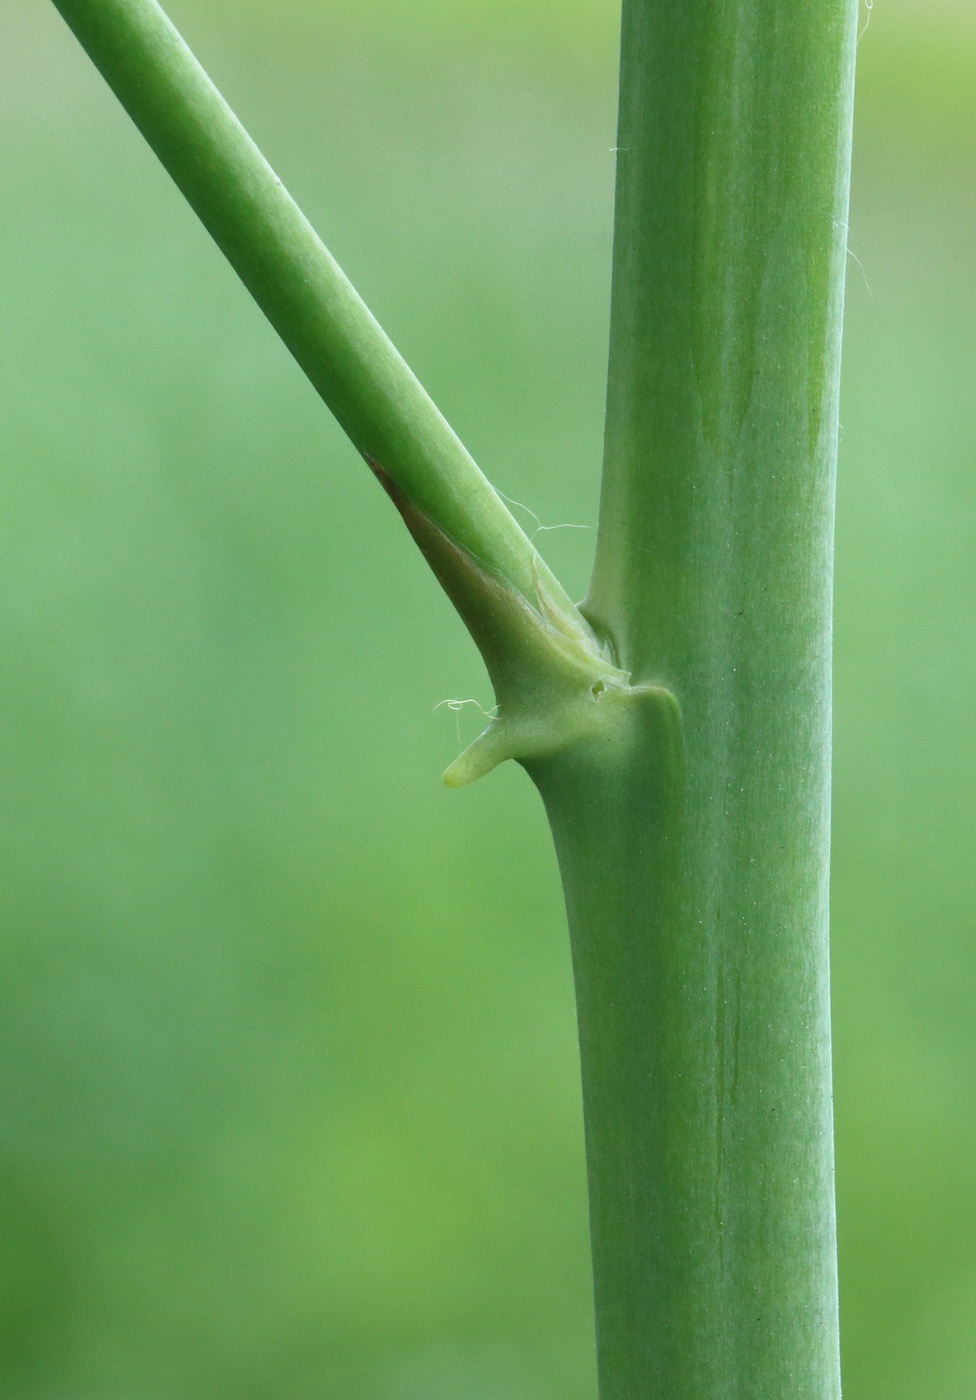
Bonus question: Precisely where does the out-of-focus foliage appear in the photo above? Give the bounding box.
[0,0,972,1395]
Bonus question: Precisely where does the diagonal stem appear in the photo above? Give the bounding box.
[50,0,578,632]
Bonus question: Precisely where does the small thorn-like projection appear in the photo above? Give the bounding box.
[442,682,682,788]
[365,451,670,788]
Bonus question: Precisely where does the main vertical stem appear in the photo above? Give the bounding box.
[531,1,857,1395]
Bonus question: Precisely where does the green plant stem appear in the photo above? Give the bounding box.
[49,0,579,633]
[530,1,858,1395]
[49,0,859,1393]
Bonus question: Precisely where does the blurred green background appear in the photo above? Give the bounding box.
[0,0,973,1395]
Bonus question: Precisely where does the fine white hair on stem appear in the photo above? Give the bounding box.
[834,218,873,301]
[494,487,591,544]
[858,0,873,45]
[434,697,500,747]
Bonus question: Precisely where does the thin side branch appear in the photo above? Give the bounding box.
[50,0,579,632]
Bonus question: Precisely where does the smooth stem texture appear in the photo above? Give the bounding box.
[531,0,858,1395]
[49,0,859,1394]
[49,0,581,632]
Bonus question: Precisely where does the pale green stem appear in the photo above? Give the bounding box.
[529,0,859,1395]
